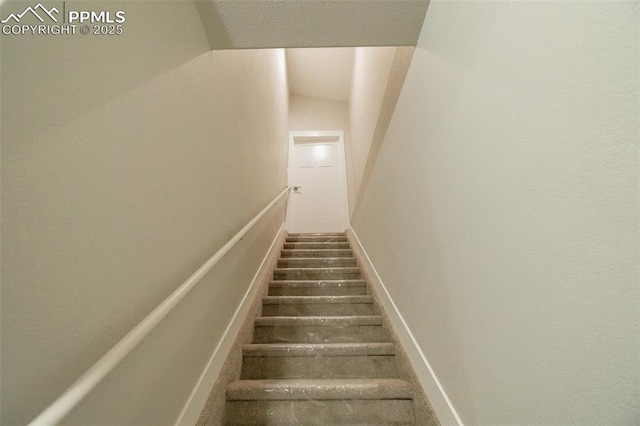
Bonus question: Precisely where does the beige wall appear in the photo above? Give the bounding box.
[348,47,414,216]
[348,47,395,214]
[1,2,289,424]
[289,94,349,131]
[352,1,639,424]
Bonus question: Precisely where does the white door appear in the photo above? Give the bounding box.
[286,131,349,233]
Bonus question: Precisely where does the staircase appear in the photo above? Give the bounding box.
[224,232,417,425]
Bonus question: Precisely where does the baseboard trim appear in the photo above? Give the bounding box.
[175,223,286,426]
[347,225,463,426]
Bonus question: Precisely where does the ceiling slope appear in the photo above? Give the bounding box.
[195,0,429,50]
[287,48,355,102]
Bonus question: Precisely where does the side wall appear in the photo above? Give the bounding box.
[348,47,395,214]
[0,2,289,424]
[351,1,639,425]
[348,46,413,216]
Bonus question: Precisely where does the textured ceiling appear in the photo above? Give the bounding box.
[195,0,429,50]
[286,48,355,102]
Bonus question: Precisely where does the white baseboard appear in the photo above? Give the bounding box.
[175,223,286,426]
[347,225,463,426]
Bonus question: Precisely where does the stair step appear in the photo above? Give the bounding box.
[285,237,348,243]
[280,248,354,258]
[274,267,361,280]
[278,257,357,268]
[254,315,382,326]
[225,378,414,424]
[284,242,350,249]
[224,399,415,425]
[286,235,348,242]
[241,343,397,379]
[262,295,375,316]
[263,295,373,305]
[269,279,367,296]
[243,342,395,356]
[253,316,390,343]
[287,232,346,237]
[227,378,412,400]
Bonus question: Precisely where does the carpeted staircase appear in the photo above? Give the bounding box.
[223,232,418,425]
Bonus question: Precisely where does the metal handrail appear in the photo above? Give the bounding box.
[29,186,291,425]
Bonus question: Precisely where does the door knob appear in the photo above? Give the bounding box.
[293,186,303,192]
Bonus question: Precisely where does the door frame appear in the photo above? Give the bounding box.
[286,130,350,232]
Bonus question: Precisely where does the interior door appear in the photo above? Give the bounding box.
[286,132,349,233]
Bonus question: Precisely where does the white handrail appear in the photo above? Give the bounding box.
[29,186,291,425]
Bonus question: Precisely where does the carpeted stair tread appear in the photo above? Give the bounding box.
[262,295,373,304]
[226,378,412,400]
[269,279,366,287]
[222,232,420,425]
[277,257,358,267]
[254,315,381,326]
[280,249,354,257]
[242,342,395,357]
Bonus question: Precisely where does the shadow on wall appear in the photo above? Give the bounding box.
[1,2,291,421]
[1,1,211,147]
